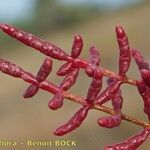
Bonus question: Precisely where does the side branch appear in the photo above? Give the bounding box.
[72,58,137,86]
[64,92,150,128]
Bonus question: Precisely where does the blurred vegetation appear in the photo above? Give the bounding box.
[0,0,100,50]
[16,0,101,34]
[17,0,150,34]
[32,0,100,33]
[0,0,149,50]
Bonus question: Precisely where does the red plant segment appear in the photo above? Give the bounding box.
[24,57,52,98]
[59,68,79,91]
[104,128,150,150]
[132,48,149,70]
[57,62,72,76]
[141,69,150,88]
[115,25,131,77]
[71,35,83,58]
[107,78,123,112]
[57,35,83,76]
[36,57,52,82]
[86,46,102,104]
[137,80,150,120]
[95,80,122,105]
[87,78,102,104]
[0,58,23,77]
[54,106,89,136]
[0,24,72,61]
[48,92,64,110]
[89,46,100,66]
[49,68,79,110]
[97,78,123,128]
[97,114,121,128]
[0,23,150,149]
[23,84,39,98]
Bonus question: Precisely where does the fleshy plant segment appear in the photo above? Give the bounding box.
[0,23,150,150]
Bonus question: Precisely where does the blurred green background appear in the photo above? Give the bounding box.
[0,0,150,149]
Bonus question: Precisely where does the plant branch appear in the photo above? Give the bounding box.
[64,92,150,128]
[72,58,137,86]
[0,58,144,128]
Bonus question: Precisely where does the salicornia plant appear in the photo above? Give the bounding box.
[0,24,150,150]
